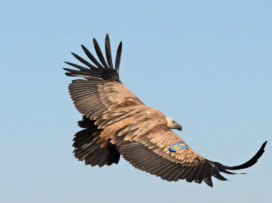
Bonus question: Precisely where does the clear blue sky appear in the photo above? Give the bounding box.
[1,1,271,203]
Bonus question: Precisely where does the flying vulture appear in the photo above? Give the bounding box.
[64,34,267,187]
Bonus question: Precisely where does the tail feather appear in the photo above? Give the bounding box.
[73,116,120,167]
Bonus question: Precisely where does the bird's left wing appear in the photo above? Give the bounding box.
[119,130,266,187]
[93,105,267,187]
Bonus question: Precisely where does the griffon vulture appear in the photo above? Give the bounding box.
[64,34,267,187]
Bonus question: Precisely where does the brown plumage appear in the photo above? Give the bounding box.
[64,34,267,187]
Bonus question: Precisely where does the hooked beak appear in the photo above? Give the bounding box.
[175,123,182,131]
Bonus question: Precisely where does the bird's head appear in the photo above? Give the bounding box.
[166,117,182,131]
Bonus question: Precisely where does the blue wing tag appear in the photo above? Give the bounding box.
[169,142,188,152]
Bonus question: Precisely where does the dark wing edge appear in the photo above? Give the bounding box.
[119,141,267,187]
[64,33,122,82]
[213,141,267,171]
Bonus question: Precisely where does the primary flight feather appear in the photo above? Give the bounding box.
[64,34,267,187]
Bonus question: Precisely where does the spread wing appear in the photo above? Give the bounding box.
[64,34,267,187]
[64,34,144,121]
[119,136,267,187]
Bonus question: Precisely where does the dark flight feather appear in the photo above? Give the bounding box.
[93,38,110,69]
[217,141,267,171]
[105,34,114,69]
[81,45,104,69]
[71,53,97,69]
[115,42,122,72]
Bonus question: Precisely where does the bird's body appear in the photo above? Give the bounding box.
[64,34,267,187]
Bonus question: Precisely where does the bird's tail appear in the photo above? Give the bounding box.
[73,116,120,167]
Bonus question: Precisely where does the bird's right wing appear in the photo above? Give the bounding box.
[68,79,144,120]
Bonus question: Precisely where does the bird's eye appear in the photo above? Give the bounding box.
[172,121,175,123]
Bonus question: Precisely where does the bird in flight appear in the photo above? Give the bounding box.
[64,34,267,187]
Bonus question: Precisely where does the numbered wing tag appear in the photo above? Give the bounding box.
[169,142,188,152]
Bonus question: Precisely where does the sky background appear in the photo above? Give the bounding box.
[1,1,271,203]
